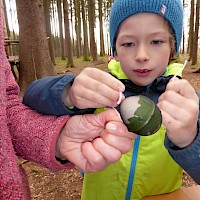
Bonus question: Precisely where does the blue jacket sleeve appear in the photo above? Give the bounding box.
[23,75,95,116]
[165,92,200,184]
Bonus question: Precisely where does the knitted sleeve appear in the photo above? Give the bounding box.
[4,59,73,171]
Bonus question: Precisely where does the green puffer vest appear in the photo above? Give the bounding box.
[81,62,184,200]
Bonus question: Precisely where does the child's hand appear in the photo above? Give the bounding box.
[157,78,199,148]
[56,109,137,173]
[69,67,125,109]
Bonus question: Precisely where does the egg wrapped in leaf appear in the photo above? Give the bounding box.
[120,95,162,136]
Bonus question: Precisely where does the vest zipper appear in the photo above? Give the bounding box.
[125,136,140,200]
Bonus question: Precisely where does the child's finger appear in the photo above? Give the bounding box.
[167,79,198,100]
[158,98,190,122]
[159,108,177,131]
[83,67,125,92]
[158,90,194,109]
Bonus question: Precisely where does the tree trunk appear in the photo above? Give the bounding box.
[69,0,75,56]
[181,0,185,54]
[43,0,55,65]
[81,0,90,61]
[74,0,81,58]
[98,0,105,56]
[63,0,75,67]
[77,0,82,58]
[16,0,55,93]
[191,0,199,65]
[2,0,10,38]
[57,0,65,60]
[1,0,10,56]
[106,0,113,55]
[188,0,195,59]
[88,0,98,61]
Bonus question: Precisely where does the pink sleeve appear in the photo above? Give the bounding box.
[5,58,73,171]
[0,9,73,171]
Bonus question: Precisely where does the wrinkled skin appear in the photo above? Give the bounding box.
[56,109,137,173]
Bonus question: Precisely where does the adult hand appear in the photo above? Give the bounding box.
[56,109,137,173]
[157,78,199,148]
[68,67,125,108]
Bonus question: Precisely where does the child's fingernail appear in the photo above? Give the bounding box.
[115,93,125,106]
[118,85,125,92]
[106,123,117,131]
[116,92,122,105]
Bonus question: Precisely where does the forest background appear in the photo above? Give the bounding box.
[1,0,200,93]
[0,0,200,199]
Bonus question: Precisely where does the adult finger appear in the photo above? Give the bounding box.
[100,130,134,154]
[105,120,138,139]
[93,137,122,163]
[81,141,108,173]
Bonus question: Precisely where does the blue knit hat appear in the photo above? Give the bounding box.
[110,0,183,55]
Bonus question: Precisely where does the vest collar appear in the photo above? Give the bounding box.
[118,75,181,94]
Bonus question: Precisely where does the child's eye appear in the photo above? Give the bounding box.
[122,42,135,47]
[151,40,163,45]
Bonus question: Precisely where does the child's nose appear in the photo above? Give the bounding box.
[135,45,149,62]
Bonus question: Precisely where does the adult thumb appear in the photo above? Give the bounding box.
[95,108,122,125]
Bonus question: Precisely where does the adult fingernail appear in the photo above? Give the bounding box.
[106,123,117,131]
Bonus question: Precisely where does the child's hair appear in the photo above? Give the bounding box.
[109,0,183,57]
[167,20,176,61]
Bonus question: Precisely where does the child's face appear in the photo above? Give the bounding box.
[115,13,171,86]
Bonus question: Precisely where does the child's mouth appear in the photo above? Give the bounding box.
[134,69,151,77]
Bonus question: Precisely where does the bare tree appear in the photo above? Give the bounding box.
[16,0,55,93]
[2,0,10,38]
[192,0,199,66]
[1,0,11,56]
[98,0,105,56]
[182,0,185,54]
[188,0,195,59]
[43,0,56,65]
[74,0,82,58]
[69,0,75,55]
[88,0,98,61]
[81,0,90,61]
[63,0,75,67]
[57,0,66,60]
[105,0,113,55]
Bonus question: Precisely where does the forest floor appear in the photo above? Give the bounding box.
[21,55,200,200]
